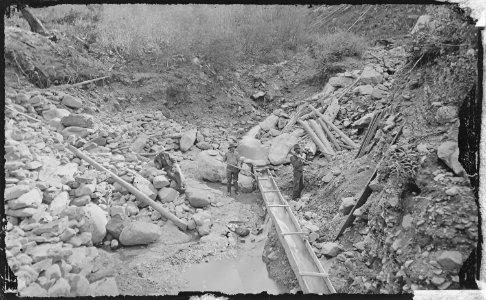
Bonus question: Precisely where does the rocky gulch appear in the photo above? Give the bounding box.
[3,3,482,296]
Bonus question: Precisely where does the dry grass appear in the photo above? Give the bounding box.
[5,4,370,71]
[95,5,313,68]
[311,30,369,65]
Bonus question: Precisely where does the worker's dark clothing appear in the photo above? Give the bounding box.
[290,153,305,199]
[154,151,185,193]
[223,150,240,193]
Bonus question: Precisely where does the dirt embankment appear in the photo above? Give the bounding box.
[271,6,479,294]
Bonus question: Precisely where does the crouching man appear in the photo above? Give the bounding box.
[154,149,186,193]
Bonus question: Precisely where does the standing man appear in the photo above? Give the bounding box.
[154,149,186,193]
[223,143,241,196]
[290,144,308,200]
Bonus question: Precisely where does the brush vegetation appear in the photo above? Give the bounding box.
[5,4,369,71]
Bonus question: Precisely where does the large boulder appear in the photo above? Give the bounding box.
[130,133,149,153]
[157,187,179,203]
[61,94,83,109]
[196,150,226,183]
[43,108,70,121]
[7,188,42,209]
[192,211,211,226]
[321,242,343,257]
[133,175,157,200]
[259,115,279,131]
[437,141,466,176]
[79,204,107,244]
[61,114,94,128]
[66,246,98,274]
[197,219,211,236]
[353,85,373,95]
[436,106,458,124]
[48,118,64,131]
[153,175,170,189]
[360,66,383,85]
[61,127,91,139]
[185,183,212,208]
[48,278,71,297]
[6,207,40,218]
[244,125,262,140]
[106,214,130,239]
[436,251,463,270]
[56,163,79,179]
[60,206,86,222]
[180,129,197,152]
[268,129,304,165]
[49,191,70,216]
[158,221,192,245]
[68,274,90,296]
[238,174,254,193]
[119,221,161,246]
[339,197,356,215]
[329,76,353,88]
[237,137,268,161]
[20,283,48,297]
[5,185,31,200]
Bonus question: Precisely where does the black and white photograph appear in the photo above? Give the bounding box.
[2,0,485,297]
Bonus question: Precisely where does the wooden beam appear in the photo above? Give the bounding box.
[308,105,358,148]
[334,125,404,240]
[66,145,188,231]
[317,118,341,151]
[54,76,110,89]
[309,119,335,155]
[297,120,333,160]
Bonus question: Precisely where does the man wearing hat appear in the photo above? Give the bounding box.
[290,143,308,200]
[223,143,242,196]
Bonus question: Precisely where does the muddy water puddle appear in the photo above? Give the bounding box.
[179,210,287,294]
[179,254,288,294]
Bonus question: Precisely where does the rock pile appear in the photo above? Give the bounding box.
[4,87,226,295]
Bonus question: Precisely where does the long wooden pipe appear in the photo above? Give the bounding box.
[66,145,188,231]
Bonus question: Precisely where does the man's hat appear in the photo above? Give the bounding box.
[294,144,301,150]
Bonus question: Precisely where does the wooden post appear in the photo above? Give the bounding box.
[282,103,307,134]
[301,106,325,121]
[309,119,335,155]
[308,105,358,148]
[317,118,341,151]
[297,120,332,160]
[66,145,188,231]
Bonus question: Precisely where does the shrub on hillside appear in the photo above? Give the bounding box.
[96,5,314,67]
[407,5,477,66]
[311,30,368,66]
